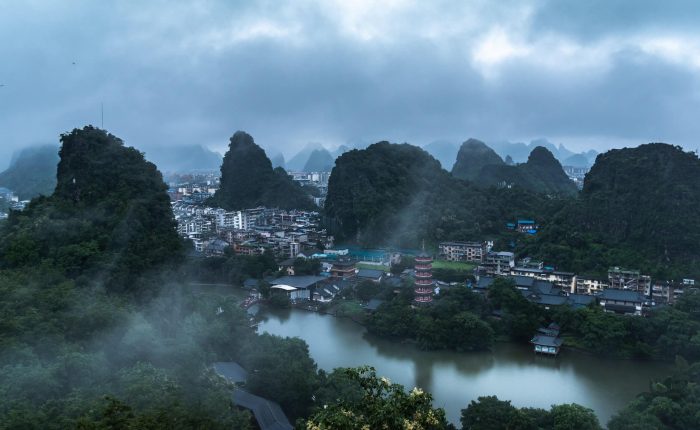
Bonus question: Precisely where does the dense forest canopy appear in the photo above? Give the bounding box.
[0,126,183,293]
[210,131,315,211]
[524,143,700,279]
[325,140,699,278]
[0,144,59,199]
[324,141,565,247]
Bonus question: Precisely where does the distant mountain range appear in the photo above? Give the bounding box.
[285,140,368,172]
[488,138,598,167]
[0,144,59,199]
[303,148,335,172]
[452,139,577,196]
[280,137,597,178]
[421,138,598,169]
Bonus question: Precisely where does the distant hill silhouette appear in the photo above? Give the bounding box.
[451,139,504,181]
[303,148,335,172]
[0,144,59,199]
[210,131,315,210]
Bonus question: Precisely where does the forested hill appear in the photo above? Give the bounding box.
[303,148,335,172]
[0,126,183,292]
[524,143,700,278]
[0,144,59,199]
[210,131,315,210]
[451,138,505,181]
[474,146,578,196]
[324,142,550,247]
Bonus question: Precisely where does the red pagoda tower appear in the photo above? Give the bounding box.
[414,248,434,304]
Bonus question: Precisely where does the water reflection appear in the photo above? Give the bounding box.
[258,309,671,425]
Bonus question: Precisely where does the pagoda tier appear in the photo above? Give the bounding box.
[413,251,435,304]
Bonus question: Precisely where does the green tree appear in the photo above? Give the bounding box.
[549,404,601,430]
[306,366,448,429]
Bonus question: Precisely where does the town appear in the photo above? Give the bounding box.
[169,170,696,321]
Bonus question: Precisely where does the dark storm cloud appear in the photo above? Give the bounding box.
[1,0,699,169]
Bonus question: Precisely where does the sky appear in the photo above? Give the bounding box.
[1,0,700,168]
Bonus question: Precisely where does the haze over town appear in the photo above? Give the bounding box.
[2,0,700,169]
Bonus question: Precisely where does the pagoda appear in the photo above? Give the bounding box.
[414,245,434,304]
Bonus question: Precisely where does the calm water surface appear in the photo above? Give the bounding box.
[258,308,671,426]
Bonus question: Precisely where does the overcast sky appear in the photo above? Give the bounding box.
[1,0,700,167]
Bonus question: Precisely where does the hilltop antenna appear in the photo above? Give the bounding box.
[101,103,104,129]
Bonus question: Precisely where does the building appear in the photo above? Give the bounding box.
[278,258,296,276]
[204,238,229,257]
[598,289,646,315]
[651,279,696,305]
[213,362,248,385]
[270,275,326,301]
[516,219,538,234]
[531,333,563,356]
[365,298,385,312]
[574,277,609,295]
[438,241,490,262]
[357,268,384,283]
[213,361,293,430]
[480,251,515,276]
[531,323,564,356]
[608,267,652,294]
[233,390,293,430]
[414,252,435,304]
[330,259,357,279]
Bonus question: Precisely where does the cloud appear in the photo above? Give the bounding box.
[1,0,699,170]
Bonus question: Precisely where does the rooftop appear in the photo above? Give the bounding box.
[365,298,385,311]
[600,289,645,302]
[476,276,495,290]
[213,362,248,384]
[357,268,384,280]
[531,335,563,348]
[271,275,326,289]
[233,389,293,430]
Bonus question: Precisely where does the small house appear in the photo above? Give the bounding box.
[357,268,384,283]
[531,334,563,356]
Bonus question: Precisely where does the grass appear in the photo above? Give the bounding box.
[431,260,476,272]
[356,262,391,272]
[333,300,365,318]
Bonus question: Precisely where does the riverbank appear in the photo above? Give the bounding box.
[270,298,674,363]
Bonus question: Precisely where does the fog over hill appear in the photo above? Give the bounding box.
[141,144,222,173]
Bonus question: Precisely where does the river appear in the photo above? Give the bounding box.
[258,308,671,426]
